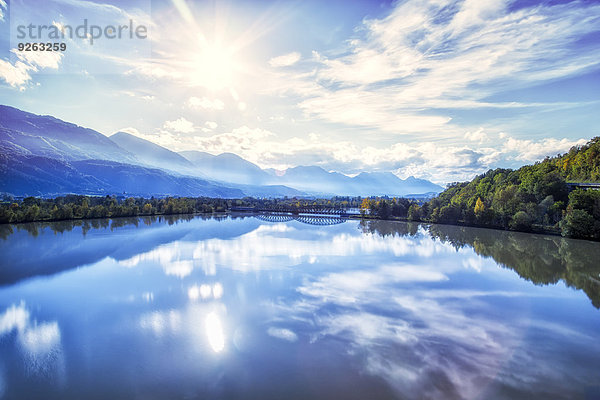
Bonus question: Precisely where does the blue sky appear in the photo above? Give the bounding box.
[0,0,599,184]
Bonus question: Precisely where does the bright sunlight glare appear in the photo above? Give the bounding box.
[205,312,225,352]
[193,42,236,90]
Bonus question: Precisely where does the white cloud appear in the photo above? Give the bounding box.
[464,128,488,143]
[0,50,64,89]
[503,136,587,162]
[0,60,32,87]
[195,125,275,155]
[205,121,218,130]
[188,96,225,110]
[163,117,195,133]
[269,52,301,67]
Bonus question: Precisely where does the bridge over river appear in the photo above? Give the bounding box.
[231,206,361,226]
[231,206,361,216]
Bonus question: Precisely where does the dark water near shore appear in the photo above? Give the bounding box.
[0,215,599,399]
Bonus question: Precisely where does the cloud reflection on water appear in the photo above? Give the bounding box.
[116,223,469,280]
[2,216,598,399]
[283,270,522,399]
[111,218,598,398]
[0,303,65,383]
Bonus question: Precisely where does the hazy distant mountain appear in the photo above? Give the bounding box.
[0,105,136,163]
[179,151,271,185]
[107,134,302,196]
[277,166,352,194]
[0,105,442,198]
[264,168,284,177]
[351,172,443,196]
[110,131,195,172]
[0,153,243,197]
[401,176,445,194]
[0,106,257,197]
[275,166,443,196]
[72,159,243,197]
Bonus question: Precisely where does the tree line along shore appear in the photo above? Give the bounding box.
[1,137,599,241]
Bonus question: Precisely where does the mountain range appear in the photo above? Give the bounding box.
[0,105,443,198]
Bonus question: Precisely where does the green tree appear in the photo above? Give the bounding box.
[407,204,421,221]
[560,208,597,239]
[510,211,533,232]
[568,189,600,218]
[376,200,391,219]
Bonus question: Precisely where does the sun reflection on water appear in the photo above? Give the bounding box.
[205,312,225,353]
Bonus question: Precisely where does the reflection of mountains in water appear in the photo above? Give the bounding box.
[3,215,598,308]
[361,220,600,309]
[0,214,255,286]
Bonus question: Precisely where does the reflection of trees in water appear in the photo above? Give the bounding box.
[0,224,14,240]
[361,220,600,309]
[359,219,420,237]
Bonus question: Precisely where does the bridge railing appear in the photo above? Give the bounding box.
[231,206,360,216]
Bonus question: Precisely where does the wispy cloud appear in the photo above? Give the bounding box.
[269,52,301,67]
[0,0,6,21]
[269,0,600,135]
[187,96,225,111]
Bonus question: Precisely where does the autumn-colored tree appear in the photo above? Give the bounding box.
[360,198,371,216]
[142,203,153,214]
[474,197,485,217]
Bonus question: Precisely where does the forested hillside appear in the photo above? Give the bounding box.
[551,137,600,181]
[411,137,600,240]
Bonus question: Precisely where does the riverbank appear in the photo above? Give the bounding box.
[1,194,594,241]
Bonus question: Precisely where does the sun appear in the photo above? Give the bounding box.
[192,42,236,91]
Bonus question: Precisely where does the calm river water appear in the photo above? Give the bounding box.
[0,215,599,399]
